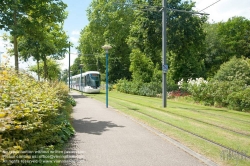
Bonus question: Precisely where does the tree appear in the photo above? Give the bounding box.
[78,0,135,83]
[213,57,250,85]
[129,49,154,83]
[61,68,69,83]
[203,22,225,78]
[203,17,250,78]
[18,21,68,80]
[38,23,68,79]
[71,57,83,76]
[29,58,61,81]
[127,0,162,65]
[127,0,207,82]
[78,26,102,72]
[0,0,67,71]
[217,17,250,59]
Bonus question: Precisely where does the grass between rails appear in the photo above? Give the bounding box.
[83,90,250,166]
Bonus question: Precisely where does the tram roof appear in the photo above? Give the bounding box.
[71,71,100,79]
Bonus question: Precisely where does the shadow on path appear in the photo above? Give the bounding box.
[70,94,87,98]
[73,117,125,135]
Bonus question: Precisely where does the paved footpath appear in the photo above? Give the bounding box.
[65,91,217,166]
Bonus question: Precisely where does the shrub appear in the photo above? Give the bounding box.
[227,87,250,111]
[116,79,133,94]
[138,82,161,97]
[178,78,208,102]
[67,96,76,107]
[179,76,248,109]
[116,79,161,97]
[214,57,250,85]
[0,68,74,164]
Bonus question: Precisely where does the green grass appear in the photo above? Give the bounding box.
[82,90,250,166]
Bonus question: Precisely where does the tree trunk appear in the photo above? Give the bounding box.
[13,8,18,72]
[37,59,40,81]
[43,56,48,80]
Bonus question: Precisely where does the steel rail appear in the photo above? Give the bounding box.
[111,96,250,137]
[109,96,250,160]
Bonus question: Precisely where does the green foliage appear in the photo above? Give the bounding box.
[129,49,154,83]
[213,57,250,85]
[67,96,76,107]
[78,0,134,82]
[203,23,225,78]
[70,57,83,76]
[29,58,62,81]
[217,17,250,59]
[0,0,68,71]
[182,78,209,103]
[181,77,249,110]
[116,79,134,94]
[227,87,250,111]
[138,82,161,97]
[0,68,74,164]
[204,17,250,78]
[127,0,207,82]
[116,79,161,97]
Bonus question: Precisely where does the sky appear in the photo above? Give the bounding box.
[1,0,250,71]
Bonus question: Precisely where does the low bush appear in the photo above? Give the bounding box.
[213,57,250,85]
[0,68,75,165]
[116,79,161,97]
[67,96,76,107]
[178,77,250,110]
[138,82,161,97]
[227,87,250,111]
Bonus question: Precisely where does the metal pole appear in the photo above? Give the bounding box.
[68,41,71,91]
[71,72,72,90]
[102,44,112,108]
[106,50,109,108]
[162,0,167,107]
[80,67,83,95]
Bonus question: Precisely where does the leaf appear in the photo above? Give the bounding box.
[0,112,6,118]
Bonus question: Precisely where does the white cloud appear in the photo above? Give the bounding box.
[70,36,79,44]
[71,30,80,36]
[0,39,8,52]
[57,52,79,70]
[194,0,250,22]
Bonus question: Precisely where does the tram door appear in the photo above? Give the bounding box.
[80,76,85,91]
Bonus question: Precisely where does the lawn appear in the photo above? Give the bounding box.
[82,90,250,166]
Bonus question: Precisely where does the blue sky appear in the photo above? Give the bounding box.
[63,0,92,49]
[1,0,250,70]
[58,0,93,70]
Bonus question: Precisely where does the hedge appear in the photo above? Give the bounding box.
[0,68,75,165]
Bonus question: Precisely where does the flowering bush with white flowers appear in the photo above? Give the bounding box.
[177,77,250,111]
[187,78,208,86]
[178,77,208,102]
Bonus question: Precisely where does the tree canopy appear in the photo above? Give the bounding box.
[77,0,209,83]
[0,0,68,72]
[203,16,250,78]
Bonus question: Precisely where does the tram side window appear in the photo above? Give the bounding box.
[76,77,80,86]
[81,76,85,86]
[86,75,90,86]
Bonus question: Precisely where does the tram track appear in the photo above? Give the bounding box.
[175,107,250,124]
[110,96,250,137]
[115,94,250,124]
[108,96,250,160]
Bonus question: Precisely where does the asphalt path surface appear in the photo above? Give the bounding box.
[64,91,217,166]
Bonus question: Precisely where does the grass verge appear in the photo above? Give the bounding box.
[83,90,250,166]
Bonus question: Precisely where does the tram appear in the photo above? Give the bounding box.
[69,71,101,93]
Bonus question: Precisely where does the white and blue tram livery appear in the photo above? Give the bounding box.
[70,71,101,93]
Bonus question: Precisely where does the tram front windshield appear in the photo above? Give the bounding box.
[88,74,100,88]
[90,74,100,81]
